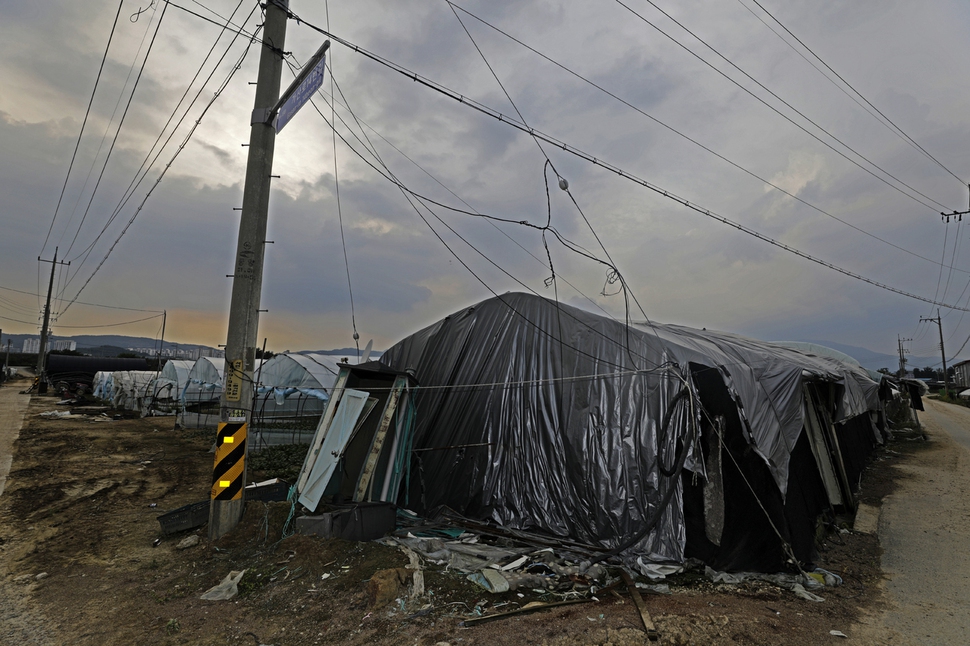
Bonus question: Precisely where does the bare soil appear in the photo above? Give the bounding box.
[0,385,917,645]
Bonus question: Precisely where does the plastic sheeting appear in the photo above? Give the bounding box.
[380,293,882,565]
[181,357,226,404]
[152,360,193,401]
[109,370,156,410]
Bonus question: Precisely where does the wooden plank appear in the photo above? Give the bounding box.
[621,570,659,641]
[354,375,406,501]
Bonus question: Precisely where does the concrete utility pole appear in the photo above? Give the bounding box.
[36,248,70,394]
[209,0,289,540]
[897,336,912,379]
[920,310,949,397]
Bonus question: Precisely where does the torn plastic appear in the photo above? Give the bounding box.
[200,570,246,601]
[704,565,838,601]
[380,293,885,567]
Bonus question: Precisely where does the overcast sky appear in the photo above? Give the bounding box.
[3,0,970,366]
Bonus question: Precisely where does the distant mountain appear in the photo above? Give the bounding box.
[800,340,940,372]
[0,331,379,360]
[299,347,384,358]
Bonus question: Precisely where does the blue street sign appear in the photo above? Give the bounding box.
[275,42,329,133]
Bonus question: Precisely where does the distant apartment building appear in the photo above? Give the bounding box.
[127,345,224,360]
[22,338,77,353]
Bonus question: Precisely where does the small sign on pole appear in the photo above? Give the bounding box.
[274,40,330,133]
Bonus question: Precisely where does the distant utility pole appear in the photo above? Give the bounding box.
[208,0,289,540]
[920,310,949,397]
[940,183,970,222]
[897,335,912,379]
[36,247,70,394]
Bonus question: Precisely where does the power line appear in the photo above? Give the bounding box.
[613,0,955,214]
[281,20,970,312]
[0,284,164,312]
[162,0,258,39]
[62,0,256,290]
[62,2,168,260]
[0,314,38,326]
[41,0,125,256]
[446,2,970,277]
[450,2,654,338]
[58,19,263,316]
[323,0,359,355]
[309,73,622,325]
[306,69,666,372]
[742,0,965,186]
[52,313,165,329]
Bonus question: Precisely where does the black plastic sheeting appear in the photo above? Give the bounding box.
[380,293,883,569]
[46,355,149,386]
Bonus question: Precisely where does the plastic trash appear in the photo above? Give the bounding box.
[201,570,247,601]
[790,583,825,602]
[466,569,510,593]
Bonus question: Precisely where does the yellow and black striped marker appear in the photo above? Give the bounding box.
[211,422,247,500]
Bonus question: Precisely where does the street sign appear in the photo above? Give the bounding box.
[275,40,330,133]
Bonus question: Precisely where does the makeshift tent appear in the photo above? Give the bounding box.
[109,370,157,411]
[181,357,226,405]
[250,353,341,445]
[147,359,193,415]
[92,371,112,399]
[256,353,339,408]
[368,292,885,573]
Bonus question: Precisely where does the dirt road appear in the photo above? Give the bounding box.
[854,398,970,645]
[0,383,30,496]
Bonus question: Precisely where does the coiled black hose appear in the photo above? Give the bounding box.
[586,386,696,566]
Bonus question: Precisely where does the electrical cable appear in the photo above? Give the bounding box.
[447,2,966,276]
[586,380,696,566]
[448,2,657,366]
[278,20,970,311]
[58,20,263,315]
[324,0,360,357]
[613,0,955,214]
[743,0,966,186]
[0,284,163,312]
[162,0,258,39]
[310,70,670,374]
[65,0,255,274]
[314,81,622,324]
[50,313,165,329]
[41,0,126,257]
[62,2,168,260]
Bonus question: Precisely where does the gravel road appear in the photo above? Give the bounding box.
[0,384,54,645]
[854,398,970,645]
[0,383,30,497]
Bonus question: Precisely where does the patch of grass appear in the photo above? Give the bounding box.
[247,443,309,483]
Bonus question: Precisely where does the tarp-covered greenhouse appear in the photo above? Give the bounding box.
[369,292,888,573]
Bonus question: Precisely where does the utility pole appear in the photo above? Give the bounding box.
[897,335,912,379]
[209,0,289,540]
[920,310,949,397]
[36,247,70,394]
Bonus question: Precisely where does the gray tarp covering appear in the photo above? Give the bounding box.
[380,293,880,564]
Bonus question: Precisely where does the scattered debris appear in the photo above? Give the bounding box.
[200,570,247,601]
[176,534,200,550]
